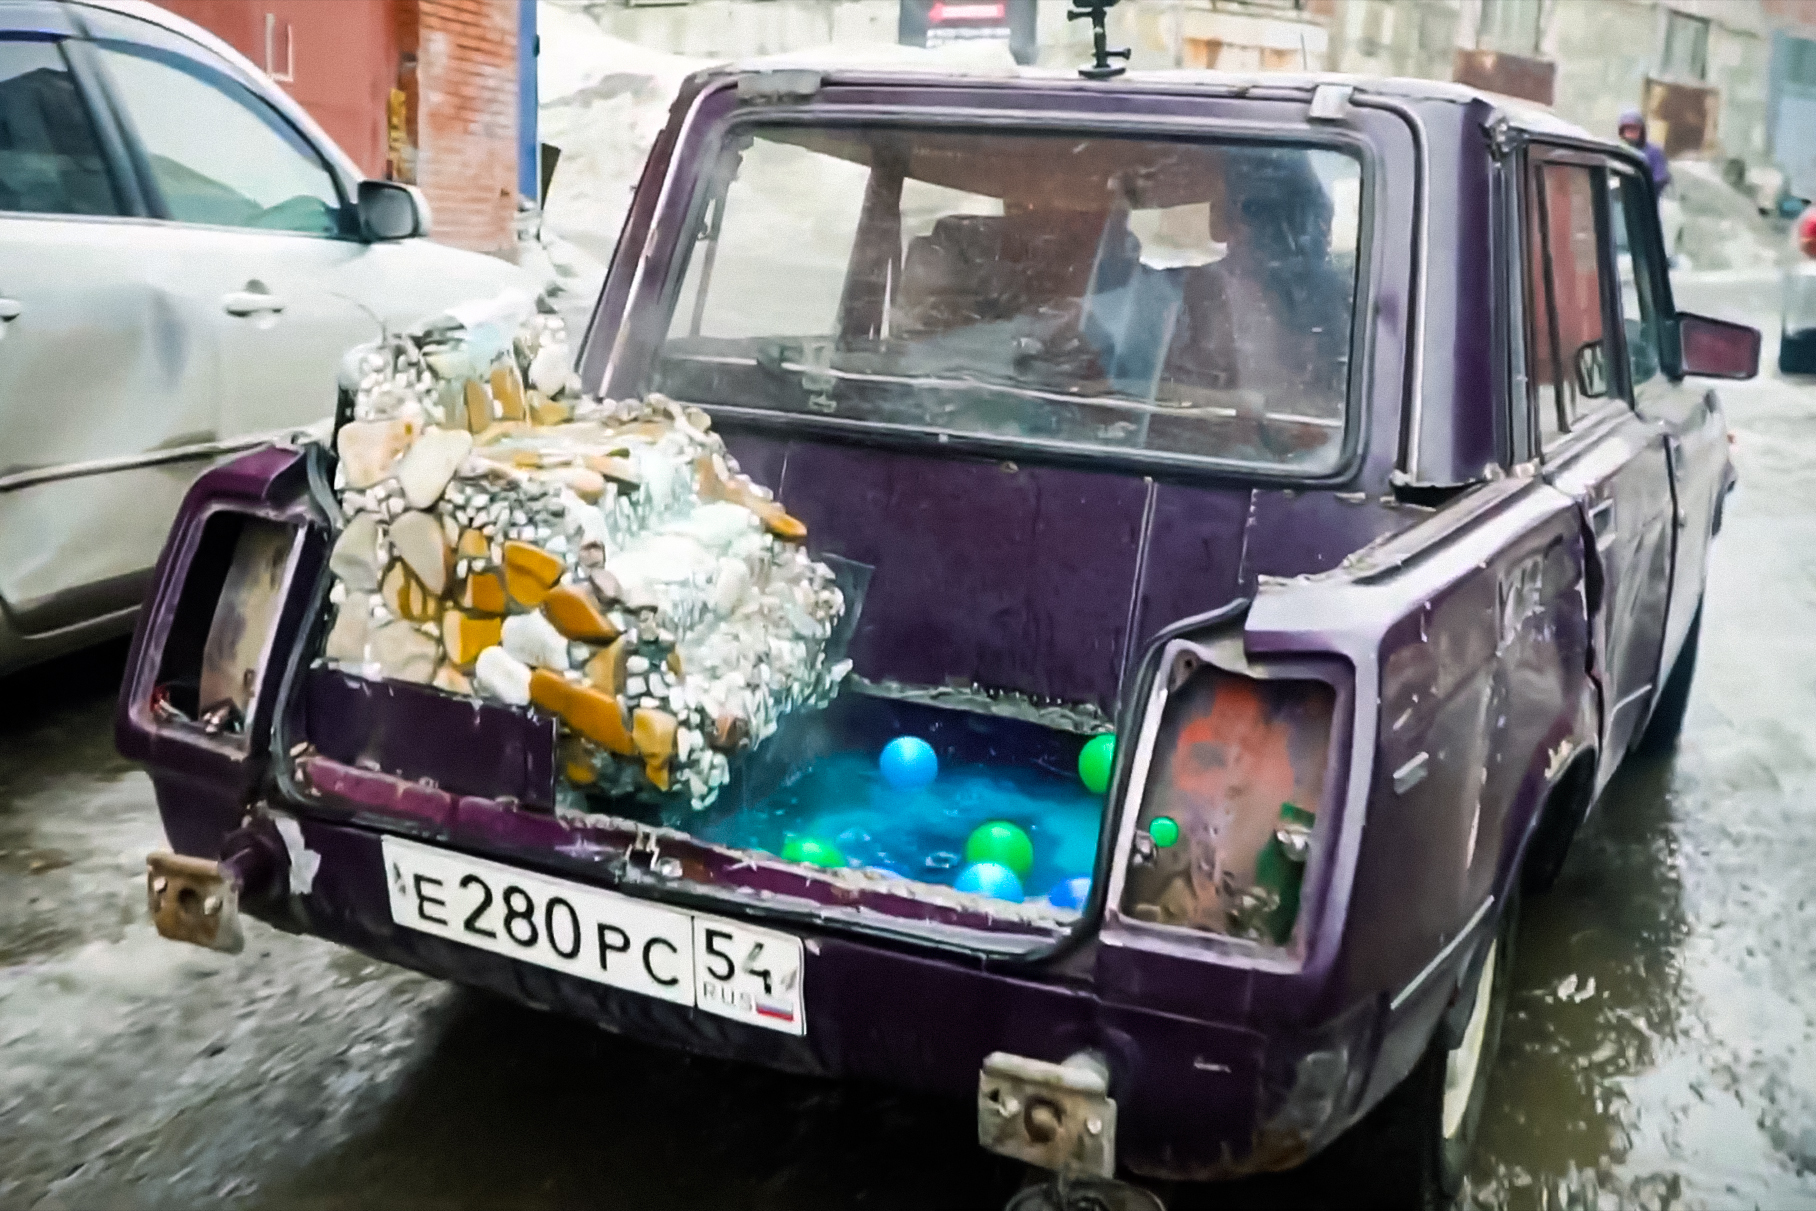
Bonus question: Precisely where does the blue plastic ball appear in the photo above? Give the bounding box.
[879,735,938,789]
[1048,876,1092,911]
[954,861,1024,903]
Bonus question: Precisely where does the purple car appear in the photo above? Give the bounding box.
[119,63,1760,1208]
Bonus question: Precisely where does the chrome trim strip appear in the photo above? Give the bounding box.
[1353,94,1429,479]
[0,427,318,494]
[1390,892,1495,1012]
[1612,683,1653,717]
[1391,751,1429,793]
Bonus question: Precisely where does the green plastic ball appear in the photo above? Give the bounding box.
[782,835,845,868]
[1078,733,1116,794]
[964,820,1034,878]
[1149,816,1180,848]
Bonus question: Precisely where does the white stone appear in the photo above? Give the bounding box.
[389,510,450,596]
[329,513,384,593]
[625,655,650,675]
[502,610,570,670]
[398,429,473,510]
[475,646,532,705]
[529,340,569,394]
[370,619,437,683]
[324,593,372,661]
[711,557,751,616]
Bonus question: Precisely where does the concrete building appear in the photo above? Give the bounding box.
[1312,0,1816,187]
[566,0,1816,195]
[161,0,537,255]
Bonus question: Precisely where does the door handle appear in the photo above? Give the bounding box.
[221,290,286,316]
[0,298,21,321]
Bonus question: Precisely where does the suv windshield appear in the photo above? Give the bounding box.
[654,122,1363,472]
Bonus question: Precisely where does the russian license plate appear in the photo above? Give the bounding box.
[381,835,805,1035]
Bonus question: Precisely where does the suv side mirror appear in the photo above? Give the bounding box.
[1674,312,1760,380]
[357,180,429,241]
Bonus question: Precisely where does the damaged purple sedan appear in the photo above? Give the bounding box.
[119,55,1760,1210]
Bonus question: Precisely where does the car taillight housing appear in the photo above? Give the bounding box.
[149,510,302,747]
[1116,644,1340,953]
[1799,207,1816,260]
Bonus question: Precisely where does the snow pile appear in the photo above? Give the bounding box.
[538,6,720,263]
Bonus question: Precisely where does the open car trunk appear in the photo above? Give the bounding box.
[286,402,1245,951]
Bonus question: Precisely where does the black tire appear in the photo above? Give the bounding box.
[1635,601,1701,756]
[1316,895,1517,1209]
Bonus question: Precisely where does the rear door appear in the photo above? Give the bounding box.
[1523,150,1676,771]
[0,15,220,632]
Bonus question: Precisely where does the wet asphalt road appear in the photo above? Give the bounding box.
[4,281,1815,1210]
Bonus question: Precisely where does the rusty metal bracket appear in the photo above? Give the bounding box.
[146,851,245,954]
[978,1051,1117,1178]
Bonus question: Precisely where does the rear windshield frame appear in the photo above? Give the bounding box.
[645,105,1382,485]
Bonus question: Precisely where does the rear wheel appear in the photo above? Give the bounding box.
[1635,600,1701,756]
[1322,895,1517,1208]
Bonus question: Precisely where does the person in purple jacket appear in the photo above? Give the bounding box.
[1618,107,1671,192]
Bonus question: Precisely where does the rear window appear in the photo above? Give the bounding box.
[654,122,1364,473]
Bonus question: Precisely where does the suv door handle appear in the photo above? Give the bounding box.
[0,298,21,321]
[221,290,285,316]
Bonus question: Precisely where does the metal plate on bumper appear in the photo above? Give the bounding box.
[979,1051,1118,1177]
[382,836,805,1035]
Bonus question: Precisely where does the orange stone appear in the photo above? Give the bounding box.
[461,570,507,615]
[560,736,598,784]
[584,454,642,487]
[633,708,677,791]
[695,455,805,541]
[528,391,570,426]
[381,560,437,623]
[551,466,606,502]
[503,541,563,607]
[531,669,636,754]
[463,379,493,432]
[441,609,502,667]
[456,528,489,562]
[491,363,526,421]
[542,585,618,642]
[584,635,630,695]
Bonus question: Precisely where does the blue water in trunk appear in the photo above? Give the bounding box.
[692,749,1103,906]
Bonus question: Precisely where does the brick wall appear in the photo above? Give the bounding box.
[158,0,396,176]
[412,0,519,255]
[159,0,518,256]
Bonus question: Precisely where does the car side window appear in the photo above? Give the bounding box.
[1610,172,1666,389]
[1523,161,1614,450]
[92,41,344,235]
[0,37,120,216]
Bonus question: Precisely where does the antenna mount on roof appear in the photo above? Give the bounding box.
[1067,0,1129,80]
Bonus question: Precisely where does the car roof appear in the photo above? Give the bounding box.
[718,56,1601,146]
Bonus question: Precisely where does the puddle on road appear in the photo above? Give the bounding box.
[4,368,1816,1209]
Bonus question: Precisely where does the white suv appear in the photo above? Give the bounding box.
[0,0,543,674]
